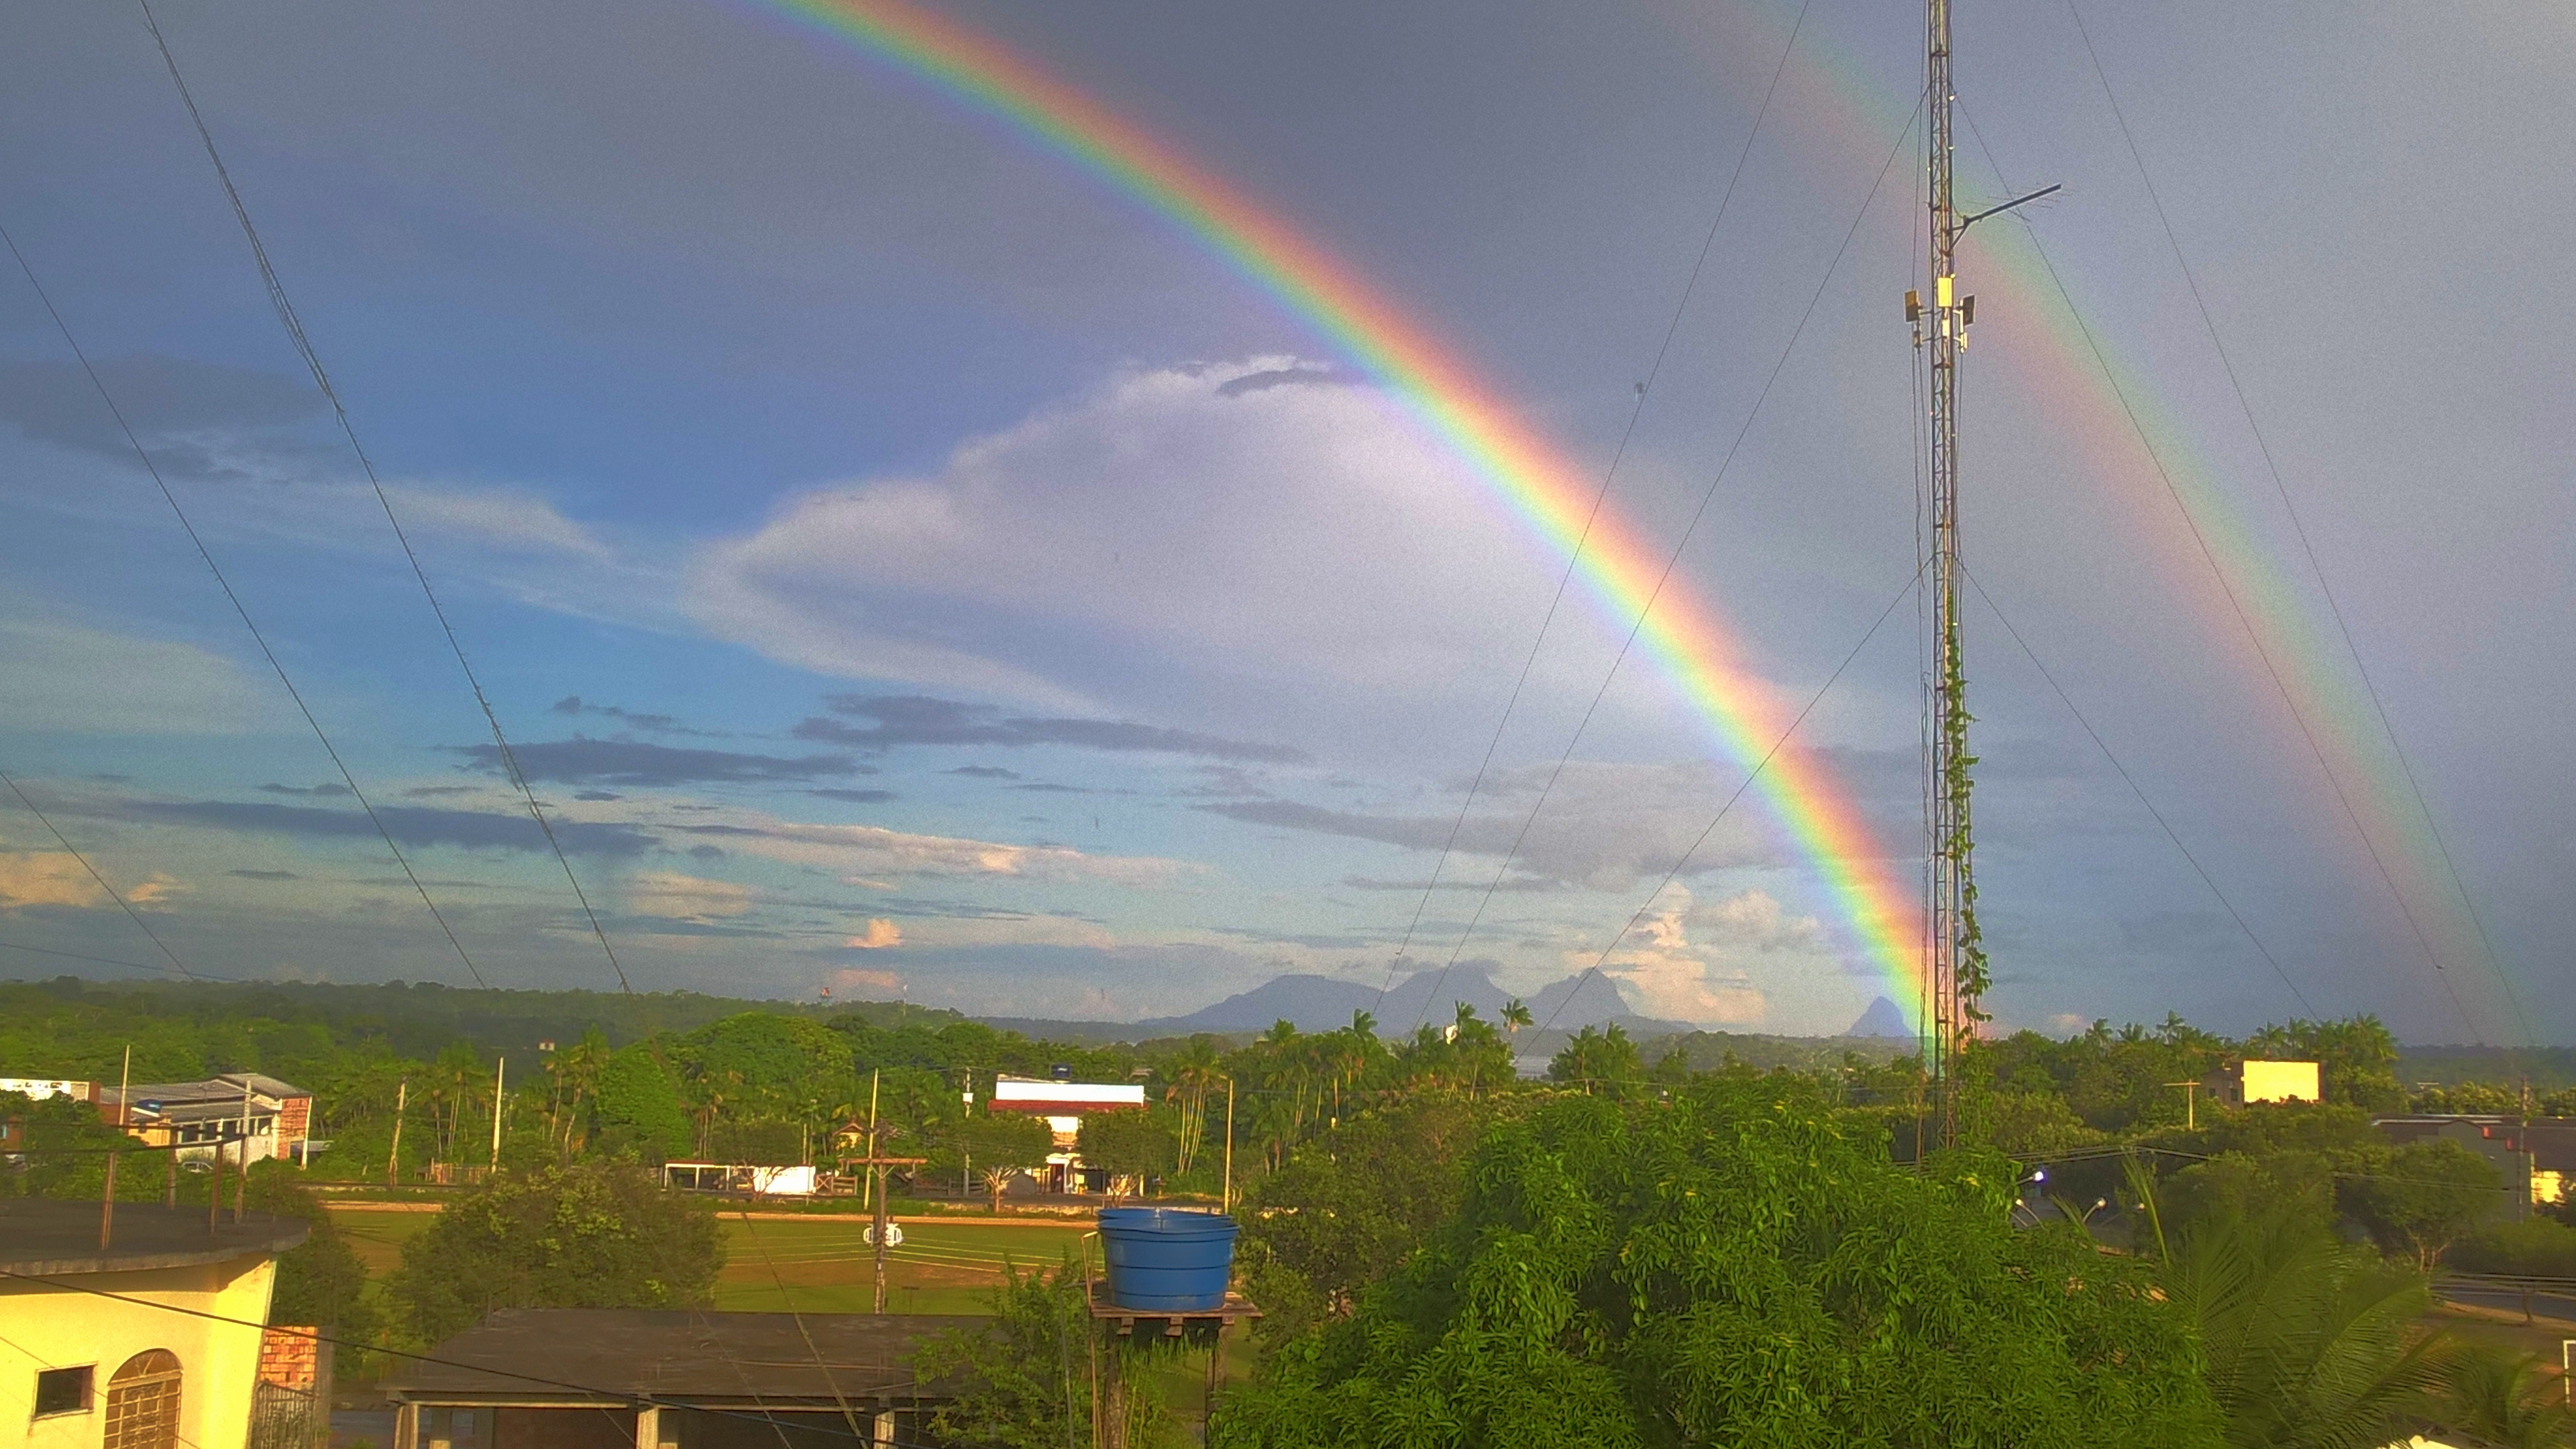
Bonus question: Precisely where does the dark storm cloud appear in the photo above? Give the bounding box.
[447,737,860,786]
[0,355,328,480]
[547,695,729,738]
[1198,799,1452,852]
[131,799,654,856]
[794,694,1305,763]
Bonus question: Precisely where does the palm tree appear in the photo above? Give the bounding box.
[1501,998,1532,1036]
[2147,1170,2449,1449]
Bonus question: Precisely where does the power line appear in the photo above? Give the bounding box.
[1948,106,2485,1047]
[1532,561,1923,1042]
[1957,566,2314,1016]
[1372,0,1823,1018]
[0,771,197,981]
[134,0,631,997]
[2056,0,2532,1049]
[0,223,489,991]
[1415,87,1927,1029]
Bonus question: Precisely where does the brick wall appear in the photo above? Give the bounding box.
[258,1328,320,1390]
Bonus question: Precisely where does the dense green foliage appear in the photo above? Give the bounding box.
[1218,1079,2222,1448]
[384,1159,724,1344]
[910,1265,1185,1449]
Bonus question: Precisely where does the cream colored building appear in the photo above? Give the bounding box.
[2235,1059,2322,1106]
[3,1199,306,1449]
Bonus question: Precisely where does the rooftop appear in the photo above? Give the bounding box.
[0,1199,309,1277]
[387,1309,977,1403]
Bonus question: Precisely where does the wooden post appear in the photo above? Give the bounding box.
[1203,1319,1224,1430]
[209,1134,224,1235]
[633,1405,658,1449]
[388,1080,407,1189]
[100,1151,118,1249]
[872,1165,892,1315]
[165,1149,178,1207]
[237,1076,254,1221]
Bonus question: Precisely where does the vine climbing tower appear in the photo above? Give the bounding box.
[1911,0,2055,1146]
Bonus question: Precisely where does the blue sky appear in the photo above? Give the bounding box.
[0,0,2568,1040]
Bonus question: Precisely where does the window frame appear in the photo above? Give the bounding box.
[33,1364,95,1418]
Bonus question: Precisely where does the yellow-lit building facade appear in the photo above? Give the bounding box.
[4,1200,305,1449]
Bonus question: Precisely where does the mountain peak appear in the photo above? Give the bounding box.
[1845,996,1912,1038]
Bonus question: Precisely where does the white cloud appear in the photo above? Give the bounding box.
[0,619,282,736]
[0,852,109,912]
[379,484,614,561]
[685,813,1187,887]
[684,360,1578,721]
[625,870,755,921]
[845,918,902,949]
[1595,885,1825,1028]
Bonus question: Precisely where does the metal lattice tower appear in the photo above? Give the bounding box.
[1919,0,1983,1146]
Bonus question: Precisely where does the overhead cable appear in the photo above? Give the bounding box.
[1419,87,1928,1029]
[0,223,488,990]
[2057,1,2531,1047]
[1372,0,1823,1018]
[135,0,630,996]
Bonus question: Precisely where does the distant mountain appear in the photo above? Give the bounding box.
[1845,996,1913,1039]
[1136,966,1684,1037]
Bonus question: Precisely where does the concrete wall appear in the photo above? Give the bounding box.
[7,1254,278,1449]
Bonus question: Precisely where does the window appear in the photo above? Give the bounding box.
[103,1351,180,1449]
[34,1365,93,1417]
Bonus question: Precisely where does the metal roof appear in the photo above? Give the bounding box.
[385,1310,980,1405]
[0,1200,309,1277]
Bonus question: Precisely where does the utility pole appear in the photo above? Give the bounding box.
[867,1069,885,1314]
[490,1058,506,1174]
[1220,1077,1235,1216]
[388,1079,407,1190]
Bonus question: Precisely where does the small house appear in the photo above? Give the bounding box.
[987,1076,1146,1194]
[4,1199,310,1449]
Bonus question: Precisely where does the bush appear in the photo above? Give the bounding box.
[384,1159,722,1345]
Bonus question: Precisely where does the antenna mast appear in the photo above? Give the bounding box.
[1917,0,1983,1146]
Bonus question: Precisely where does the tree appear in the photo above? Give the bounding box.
[2151,1191,2445,1449]
[910,1263,1181,1449]
[953,1112,1054,1210]
[1546,1022,1640,1093]
[2349,1138,2504,1271]
[1238,1093,1502,1341]
[384,1159,723,1344]
[591,1043,693,1160]
[244,1166,381,1344]
[1079,1110,1177,1198]
[1216,1079,2220,1448]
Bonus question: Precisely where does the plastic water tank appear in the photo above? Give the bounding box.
[1097,1208,1239,1311]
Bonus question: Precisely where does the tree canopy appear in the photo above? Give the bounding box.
[384,1159,723,1344]
[1216,1077,2220,1449]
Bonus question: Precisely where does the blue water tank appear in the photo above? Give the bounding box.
[1097,1208,1238,1311]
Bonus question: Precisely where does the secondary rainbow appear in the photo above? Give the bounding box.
[739,0,1929,1022]
[1708,0,2518,1036]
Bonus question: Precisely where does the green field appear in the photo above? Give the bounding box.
[328,1206,1091,1317]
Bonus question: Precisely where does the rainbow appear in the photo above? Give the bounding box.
[1693,0,2518,1036]
[738,0,1931,1024]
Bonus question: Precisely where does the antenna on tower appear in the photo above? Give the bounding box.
[1910,1,2053,1148]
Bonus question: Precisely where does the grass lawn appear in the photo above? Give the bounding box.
[325,1205,1091,1317]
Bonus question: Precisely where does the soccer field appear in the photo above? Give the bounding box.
[325,1205,1092,1317]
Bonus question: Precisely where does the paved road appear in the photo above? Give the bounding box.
[2435,1283,2576,1325]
